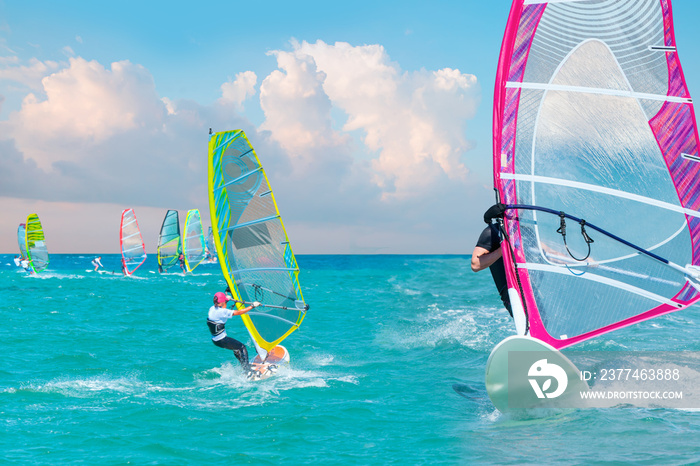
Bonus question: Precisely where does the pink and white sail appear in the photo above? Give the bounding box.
[493,0,700,349]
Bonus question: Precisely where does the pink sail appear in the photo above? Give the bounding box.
[493,0,700,349]
[120,208,147,276]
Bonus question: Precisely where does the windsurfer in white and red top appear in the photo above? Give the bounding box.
[207,291,260,371]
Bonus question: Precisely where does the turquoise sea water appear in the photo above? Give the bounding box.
[2,254,700,465]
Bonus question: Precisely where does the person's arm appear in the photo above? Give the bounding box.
[232,301,261,316]
[471,246,502,272]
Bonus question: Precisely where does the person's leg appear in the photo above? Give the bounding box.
[213,337,250,369]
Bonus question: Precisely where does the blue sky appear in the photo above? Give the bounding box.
[1,1,700,254]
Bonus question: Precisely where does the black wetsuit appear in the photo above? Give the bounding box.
[206,309,250,369]
[476,224,512,316]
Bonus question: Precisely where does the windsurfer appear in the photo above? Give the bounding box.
[14,255,21,267]
[20,258,31,272]
[179,254,186,272]
[471,210,512,316]
[207,291,260,372]
[91,256,103,272]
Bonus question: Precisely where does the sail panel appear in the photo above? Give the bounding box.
[493,0,700,348]
[206,226,215,259]
[25,214,49,273]
[183,209,206,272]
[17,223,27,258]
[120,208,147,276]
[157,210,181,271]
[208,130,307,353]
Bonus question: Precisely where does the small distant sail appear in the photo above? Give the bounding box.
[120,208,147,276]
[157,210,181,271]
[206,226,215,258]
[25,214,49,273]
[208,130,308,359]
[17,223,27,258]
[183,209,206,272]
[493,0,700,348]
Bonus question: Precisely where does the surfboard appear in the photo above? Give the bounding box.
[485,336,589,412]
[247,345,290,381]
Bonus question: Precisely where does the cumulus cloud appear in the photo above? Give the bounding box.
[0,56,60,91]
[10,58,164,151]
[0,41,487,254]
[220,70,257,109]
[260,40,480,199]
[259,46,350,162]
[0,56,256,211]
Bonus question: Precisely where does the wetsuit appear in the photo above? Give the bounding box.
[476,224,512,316]
[207,305,250,369]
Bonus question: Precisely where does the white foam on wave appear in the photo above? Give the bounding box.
[388,276,425,297]
[197,359,358,401]
[308,353,335,366]
[376,305,498,351]
[24,272,85,280]
[19,375,147,397]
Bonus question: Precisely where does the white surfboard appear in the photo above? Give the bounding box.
[485,335,589,412]
[247,345,290,381]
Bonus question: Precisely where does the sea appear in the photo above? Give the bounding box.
[2,253,700,465]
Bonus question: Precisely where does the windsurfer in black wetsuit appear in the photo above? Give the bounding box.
[471,206,512,316]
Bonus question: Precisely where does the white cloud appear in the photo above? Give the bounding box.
[220,70,257,109]
[259,46,349,163]
[0,56,60,90]
[4,57,166,168]
[0,55,254,211]
[0,43,488,254]
[260,40,480,199]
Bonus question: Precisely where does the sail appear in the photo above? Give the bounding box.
[206,226,215,259]
[25,214,49,273]
[183,209,206,272]
[120,208,147,276]
[157,210,181,271]
[208,130,308,357]
[17,223,27,258]
[493,0,700,349]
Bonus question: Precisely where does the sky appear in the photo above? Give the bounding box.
[1,1,700,254]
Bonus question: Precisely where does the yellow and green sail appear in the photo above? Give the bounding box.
[208,130,308,355]
[25,214,49,273]
[183,209,206,272]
